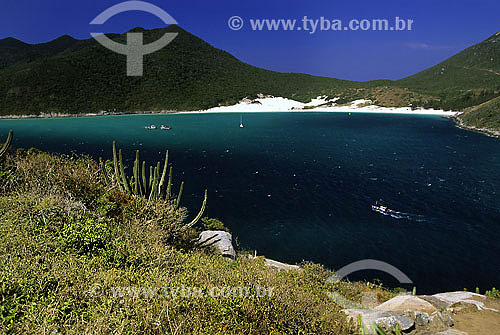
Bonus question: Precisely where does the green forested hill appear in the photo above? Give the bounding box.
[395,31,500,110]
[0,25,499,118]
[0,35,96,71]
[0,26,355,116]
[458,95,500,132]
[397,31,500,91]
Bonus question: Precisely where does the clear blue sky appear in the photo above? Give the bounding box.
[1,0,499,81]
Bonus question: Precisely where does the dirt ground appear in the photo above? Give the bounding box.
[453,297,500,335]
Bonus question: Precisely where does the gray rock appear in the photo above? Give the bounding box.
[375,315,400,330]
[429,311,454,331]
[197,231,236,259]
[415,311,432,327]
[436,330,468,335]
[419,295,452,310]
[402,310,431,327]
[344,309,414,334]
[264,258,300,272]
[433,292,484,303]
[433,292,498,312]
[376,295,437,314]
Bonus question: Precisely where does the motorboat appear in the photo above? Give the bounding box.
[371,204,391,215]
[160,125,171,130]
[145,125,157,130]
[371,200,395,216]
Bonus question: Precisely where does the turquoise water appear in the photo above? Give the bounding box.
[1,112,500,293]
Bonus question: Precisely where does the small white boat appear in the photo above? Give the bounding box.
[145,125,157,130]
[372,205,391,215]
[239,115,244,128]
[160,125,171,130]
[371,200,398,216]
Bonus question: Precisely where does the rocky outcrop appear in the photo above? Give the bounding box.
[263,258,301,272]
[343,309,414,333]
[344,291,499,335]
[197,231,236,259]
[376,295,437,314]
[246,254,301,272]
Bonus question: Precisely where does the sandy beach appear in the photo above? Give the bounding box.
[181,97,458,116]
[0,96,458,120]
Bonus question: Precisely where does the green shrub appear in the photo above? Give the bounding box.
[61,215,112,255]
[485,287,500,299]
[201,217,228,232]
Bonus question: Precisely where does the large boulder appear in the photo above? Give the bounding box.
[343,309,414,334]
[419,295,453,310]
[433,292,499,312]
[376,295,437,314]
[264,258,300,272]
[197,231,236,259]
[429,310,455,332]
[402,310,432,327]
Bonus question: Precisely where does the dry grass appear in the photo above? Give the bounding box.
[0,150,391,334]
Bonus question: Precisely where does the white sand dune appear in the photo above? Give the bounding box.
[181,97,457,116]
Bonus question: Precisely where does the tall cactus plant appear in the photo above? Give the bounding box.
[184,189,207,229]
[0,130,13,159]
[110,142,207,224]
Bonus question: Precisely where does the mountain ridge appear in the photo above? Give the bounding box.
[0,25,498,126]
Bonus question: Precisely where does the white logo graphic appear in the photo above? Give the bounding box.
[327,259,413,309]
[228,16,244,31]
[90,1,178,76]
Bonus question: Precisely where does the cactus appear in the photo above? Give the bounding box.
[133,150,140,195]
[99,157,111,186]
[110,142,204,213]
[166,167,173,200]
[112,141,122,191]
[175,181,184,210]
[184,189,208,229]
[158,150,169,197]
[0,129,13,159]
[153,162,160,199]
[141,161,147,196]
[118,149,131,194]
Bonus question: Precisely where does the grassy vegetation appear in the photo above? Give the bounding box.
[394,31,500,110]
[0,144,396,334]
[458,96,500,131]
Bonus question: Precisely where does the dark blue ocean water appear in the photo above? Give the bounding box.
[1,112,499,294]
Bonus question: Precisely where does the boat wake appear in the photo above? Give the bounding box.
[386,210,427,222]
[372,203,427,222]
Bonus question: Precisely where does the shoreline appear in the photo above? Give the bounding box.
[452,113,500,139]
[0,107,457,121]
[0,108,458,120]
[0,110,181,120]
[0,96,457,119]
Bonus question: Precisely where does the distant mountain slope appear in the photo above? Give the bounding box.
[0,35,97,71]
[0,26,356,116]
[457,96,500,133]
[397,31,500,91]
[0,26,499,117]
